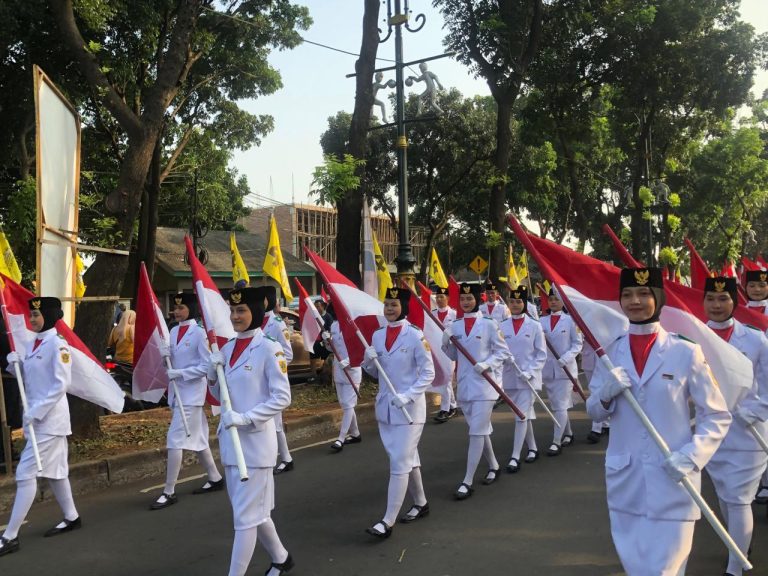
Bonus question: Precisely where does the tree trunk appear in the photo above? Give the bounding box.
[337,0,380,284]
[489,98,514,278]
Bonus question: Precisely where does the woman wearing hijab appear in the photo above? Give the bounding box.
[586,268,731,575]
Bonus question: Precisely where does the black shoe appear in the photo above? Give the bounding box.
[344,434,362,445]
[43,517,82,537]
[547,443,562,457]
[446,407,457,419]
[330,440,344,453]
[400,502,429,523]
[365,520,392,539]
[150,493,177,510]
[586,430,602,444]
[506,458,520,473]
[192,478,225,495]
[454,482,474,500]
[482,468,500,485]
[493,397,504,409]
[265,552,294,574]
[524,449,539,463]
[0,536,19,557]
[273,460,294,475]
[561,434,574,447]
[433,410,449,423]
[755,485,768,504]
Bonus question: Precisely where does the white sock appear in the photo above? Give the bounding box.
[511,420,528,460]
[439,386,451,412]
[258,518,288,566]
[724,503,752,576]
[553,410,568,444]
[276,430,292,463]
[349,411,359,437]
[591,421,604,433]
[564,415,572,436]
[3,478,37,539]
[339,408,355,441]
[483,435,499,470]
[407,467,427,507]
[164,448,183,494]
[197,448,222,482]
[382,473,409,526]
[228,526,258,576]
[525,421,538,453]
[463,435,485,486]
[48,478,78,522]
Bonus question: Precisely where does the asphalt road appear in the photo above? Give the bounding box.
[1,405,766,575]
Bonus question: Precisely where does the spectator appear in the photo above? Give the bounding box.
[107,309,136,364]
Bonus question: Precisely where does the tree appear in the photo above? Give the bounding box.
[435,0,543,278]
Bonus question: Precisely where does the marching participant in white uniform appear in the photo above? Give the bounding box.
[151,293,223,510]
[587,268,730,576]
[479,278,510,325]
[325,303,363,452]
[498,286,547,473]
[583,344,610,444]
[442,282,511,499]
[261,287,294,476]
[362,287,435,538]
[540,287,583,455]
[430,285,457,423]
[208,286,294,576]
[1,297,82,557]
[702,276,768,576]
[744,269,768,503]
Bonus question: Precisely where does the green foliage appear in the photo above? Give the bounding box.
[667,214,681,232]
[638,186,654,207]
[485,230,503,249]
[2,177,36,279]
[658,246,678,266]
[310,154,365,206]
[668,192,681,208]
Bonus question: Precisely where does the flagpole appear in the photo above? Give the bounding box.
[747,423,768,456]
[0,285,42,472]
[163,357,192,438]
[402,280,526,420]
[508,213,752,571]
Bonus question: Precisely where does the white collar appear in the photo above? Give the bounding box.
[463,311,481,319]
[35,327,57,341]
[628,322,661,335]
[707,318,735,329]
[510,313,526,320]
[747,299,768,307]
[550,310,563,316]
[236,329,257,339]
[387,319,408,328]
[179,319,196,327]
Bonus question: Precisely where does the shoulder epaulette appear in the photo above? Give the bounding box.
[265,335,277,342]
[375,325,385,331]
[744,324,760,331]
[57,333,66,340]
[675,333,697,344]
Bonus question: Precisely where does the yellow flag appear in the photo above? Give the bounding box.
[75,252,86,298]
[429,248,449,288]
[543,279,551,294]
[518,251,529,280]
[0,230,22,283]
[507,246,520,288]
[230,232,250,286]
[373,231,392,301]
[263,215,293,300]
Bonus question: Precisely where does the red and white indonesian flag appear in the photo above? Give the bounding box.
[1,274,124,413]
[294,278,322,351]
[304,248,384,367]
[413,282,453,389]
[132,263,170,403]
[507,219,752,410]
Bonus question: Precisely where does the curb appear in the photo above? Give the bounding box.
[0,401,378,514]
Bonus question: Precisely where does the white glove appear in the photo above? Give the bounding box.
[166,368,183,381]
[321,331,330,341]
[520,370,533,382]
[441,330,452,347]
[221,410,251,429]
[23,412,39,427]
[158,342,171,359]
[598,367,632,403]
[210,351,224,367]
[734,407,759,427]
[473,362,489,375]
[391,393,411,408]
[337,358,350,369]
[557,356,568,367]
[6,351,21,366]
[364,347,378,361]
[662,451,698,483]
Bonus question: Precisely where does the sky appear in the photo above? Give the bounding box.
[231,0,768,209]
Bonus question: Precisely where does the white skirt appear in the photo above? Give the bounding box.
[706,449,768,505]
[379,422,423,474]
[543,378,573,411]
[225,466,275,530]
[503,388,536,420]
[609,510,693,576]
[459,400,495,436]
[16,435,69,481]
[167,405,211,452]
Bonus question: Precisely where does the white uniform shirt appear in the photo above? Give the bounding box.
[362,320,435,425]
[442,312,511,402]
[262,311,293,362]
[432,306,457,327]
[168,320,210,407]
[587,325,730,520]
[16,328,71,437]
[499,314,547,391]
[541,311,583,380]
[209,330,291,468]
[479,300,510,325]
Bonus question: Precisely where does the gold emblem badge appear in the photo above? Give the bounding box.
[462,285,471,294]
[174,297,182,305]
[390,288,399,298]
[714,281,726,292]
[761,273,767,282]
[60,350,70,364]
[422,339,431,352]
[513,291,521,299]
[231,291,242,304]
[279,360,287,374]
[634,270,650,285]
[32,299,41,309]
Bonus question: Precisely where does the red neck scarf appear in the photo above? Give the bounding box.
[229,337,253,367]
[512,317,525,335]
[385,325,403,351]
[437,310,448,323]
[629,333,658,376]
[550,315,561,331]
[177,325,190,344]
[32,338,43,351]
[464,317,476,336]
[712,325,734,342]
